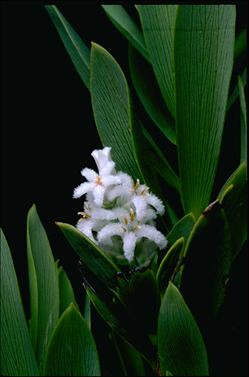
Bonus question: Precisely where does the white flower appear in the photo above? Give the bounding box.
[97,208,167,262]
[73,147,121,206]
[73,146,167,262]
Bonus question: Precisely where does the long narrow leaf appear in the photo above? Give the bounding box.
[175,5,236,217]
[158,282,209,376]
[102,5,148,60]
[56,222,119,290]
[45,5,90,89]
[226,68,247,111]
[90,42,142,180]
[129,44,176,145]
[238,75,247,162]
[44,304,101,376]
[218,161,247,260]
[234,28,247,61]
[0,230,39,376]
[137,5,178,118]
[27,205,59,368]
[58,266,77,315]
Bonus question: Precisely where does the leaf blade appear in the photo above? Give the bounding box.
[102,5,148,60]
[0,229,39,376]
[27,205,60,368]
[137,5,178,118]
[129,45,176,145]
[56,222,119,290]
[90,42,142,180]
[238,75,247,162]
[175,5,236,217]
[45,5,90,89]
[158,282,209,376]
[44,304,101,376]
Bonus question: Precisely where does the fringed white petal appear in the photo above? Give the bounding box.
[147,194,165,215]
[123,232,137,262]
[91,147,113,172]
[102,174,121,186]
[100,161,115,175]
[81,168,97,181]
[136,224,167,250]
[73,182,95,198]
[97,223,123,243]
[93,185,105,206]
[107,185,128,201]
[133,196,147,221]
[76,218,96,242]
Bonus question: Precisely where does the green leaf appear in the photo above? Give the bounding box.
[56,222,119,290]
[137,5,178,118]
[84,292,91,329]
[86,286,156,364]
[102,5,148,60]
[156,237,184,294]
[234,28,247,61]
[218,161,247,260]
[45,5,90,89]
[158,282,209,376]
[129,44,176,145]
[27,205,59,368]
[58,266,77,315]
[0,229,39,376]
[141,126,179,191]
[175,5,236,218]
[180,200,232,320]
[226,68,247,111]
[122,269,160,334]
[113,334,146,376]
[90,42,142,180]
[238,75,247,162]
[44,304,100,376]
[166,213,195,250]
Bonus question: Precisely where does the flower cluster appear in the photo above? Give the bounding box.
[73,147,167,262]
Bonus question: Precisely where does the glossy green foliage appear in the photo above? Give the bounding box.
[180,201,232,320]
[56,222,119,290]
[137,5,178,118]
[175,5,236,217]
[129,45,176,145]
[238,76,247,162]
[157,237,185,294]
[158,282,209,376]
[90,43,142,180]
[45,5,90,89]
[101,5,148,60]
[27,205,59,368]
[58,266,77,315]
[44,304,100,376]
[218,162,247,260]
[0,230,39,376]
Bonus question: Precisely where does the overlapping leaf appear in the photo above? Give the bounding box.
[0,230,39,376]
[44,304,100,376]
[56,222,119,290]
[238,76,247,162]
[137,5,178,118]
[180,200,232,320]
[90,43,142,180]
[129,44,176,145]
[158,282,209,376]
[27,205,59,368]
[175,5,236,217]
[218,161,247,260]
[58,266,77,315]
[45,5,90,89]
[102,5,148,60]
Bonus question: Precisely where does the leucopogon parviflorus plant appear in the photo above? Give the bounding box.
[1,4,247,377]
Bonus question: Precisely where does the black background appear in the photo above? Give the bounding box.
[1,1,248,376]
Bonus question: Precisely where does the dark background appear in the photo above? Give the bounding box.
[1,2,248,376]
